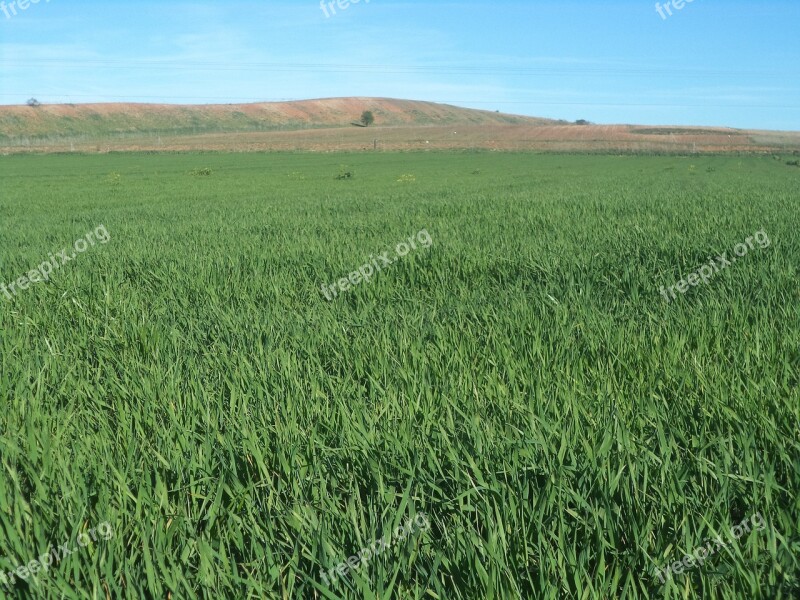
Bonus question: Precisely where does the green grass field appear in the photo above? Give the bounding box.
[0,152,798,599]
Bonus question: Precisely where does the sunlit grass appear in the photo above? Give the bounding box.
[0,152,798,599]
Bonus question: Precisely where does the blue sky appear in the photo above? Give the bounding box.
[1,0,798,129]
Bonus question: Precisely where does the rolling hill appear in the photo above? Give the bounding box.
[1,97,799,154]
[0,97,550,139]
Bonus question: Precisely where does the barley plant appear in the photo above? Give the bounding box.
[0,152,798,598]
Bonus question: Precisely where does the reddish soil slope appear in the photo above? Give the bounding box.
[1,98,798,154]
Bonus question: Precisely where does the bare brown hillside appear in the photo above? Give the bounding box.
[1,97,799,154]
[0,97,550,139]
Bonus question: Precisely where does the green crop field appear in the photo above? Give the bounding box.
[0,151,798,599]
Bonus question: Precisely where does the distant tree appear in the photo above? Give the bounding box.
[575,119,590,125]
[361,111,375,127]
[26,98,41,107]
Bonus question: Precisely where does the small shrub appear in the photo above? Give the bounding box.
[191,168,213,176]
[335,166,354,180]
[360,111,375,127]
